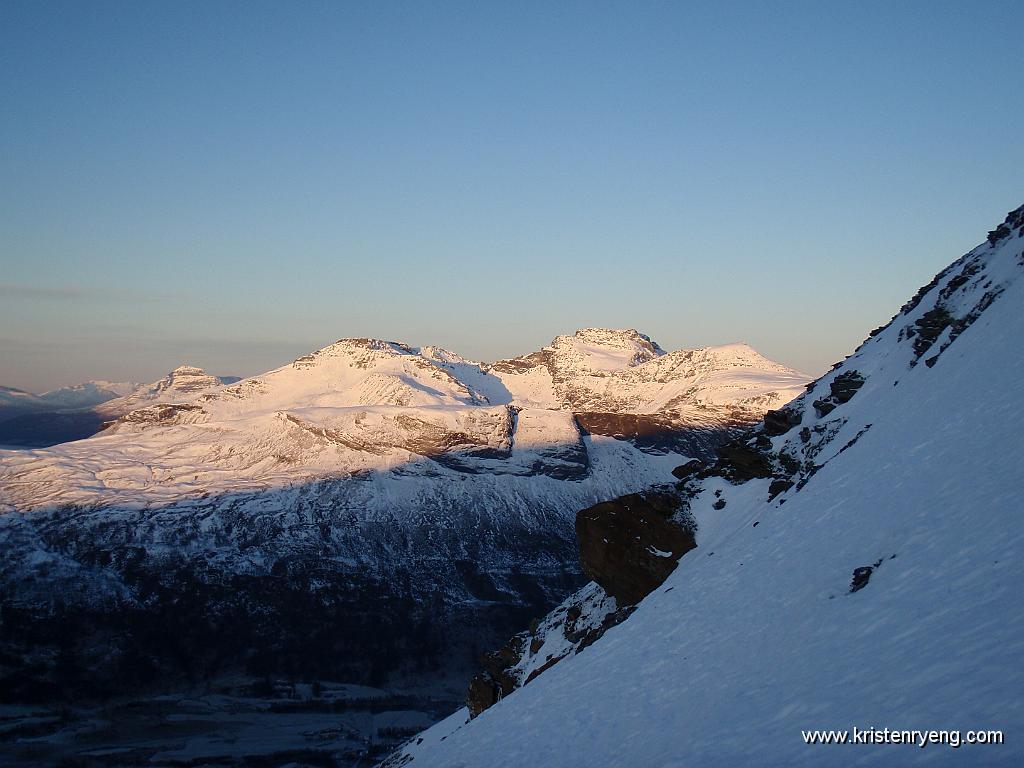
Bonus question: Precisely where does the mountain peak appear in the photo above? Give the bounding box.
[544,328,666,372]
[306,338,415,361]
[568,327,665,352]
[698,341,769,361]
[169,365,208,376]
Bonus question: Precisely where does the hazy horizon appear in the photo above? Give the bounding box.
[3,1,1021,392]
[3,325,816,394]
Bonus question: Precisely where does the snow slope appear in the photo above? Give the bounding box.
[387,207,1024,766]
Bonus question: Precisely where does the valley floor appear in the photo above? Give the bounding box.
[0,679,457,767]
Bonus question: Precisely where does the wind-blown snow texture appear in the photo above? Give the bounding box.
[0,331,804,698]
[387,208,1024,766]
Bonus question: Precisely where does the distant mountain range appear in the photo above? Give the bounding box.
[0,331,804,703]
[0,333,805,502]
[0,380,139,411]
[0,369,239,447]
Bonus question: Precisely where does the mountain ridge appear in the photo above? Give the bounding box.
[0,331,806,508]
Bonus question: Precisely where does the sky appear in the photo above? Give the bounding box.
[1,0,1021,392]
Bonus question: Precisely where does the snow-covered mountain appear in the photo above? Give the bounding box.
[92,365,239,418]
[0,333,803,701]
[0,381,141,412]
[0,381,143,449]
[489,329,802,423]
[0,385,43,411]
[0,335,805,508]
[387,206,1024,766]
[38,380,142,410]
[0,369,239,448]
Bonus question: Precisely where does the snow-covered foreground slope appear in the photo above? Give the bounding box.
[388,208,1024,766]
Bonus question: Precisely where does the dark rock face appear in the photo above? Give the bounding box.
[849,567,874,593]
[899,258,1005,370]
[911,306,953,359]
[466,675,499,716]
[768,478,794,500]
[715,439,774,481]
[849,556,890,594]
[828,371,865,403]
[671,459,704,480]
[466,638,524,717]
[574,412,729,458]
[575,490,696,606]
[987,204,1024,245]
[463,582,633,719]
[463,485,702,719]
[813,370,865,417]
[895,228,1021,370]
[762,407,800,437]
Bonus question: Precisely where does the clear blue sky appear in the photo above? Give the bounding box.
[1,0,1020,392]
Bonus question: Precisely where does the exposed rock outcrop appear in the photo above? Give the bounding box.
[768,478,794,500]
[671,459,705,480]
[115,402,208,427]
[986,203,1024,245]
[576,489,697,606]
[910,306,954,360]
[574,412,730,458]
[466,638,524,716]
[762,406,800,436]
[812,370,865,417]
[462,485,697,718]
[464,582,633,719]
[714,437,775,481]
